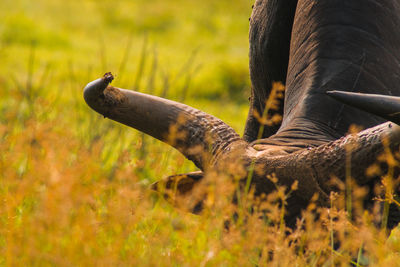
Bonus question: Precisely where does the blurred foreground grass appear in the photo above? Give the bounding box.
[1,0,400,266]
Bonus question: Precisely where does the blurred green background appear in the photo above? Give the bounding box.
[1,0,252,176]
[0,0,255,265]
[3,1,400,266]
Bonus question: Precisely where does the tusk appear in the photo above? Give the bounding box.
[151,171,204,194]
[326,90,400,125]
[83,73,242,170]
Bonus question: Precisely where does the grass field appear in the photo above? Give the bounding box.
[1,0,400,266]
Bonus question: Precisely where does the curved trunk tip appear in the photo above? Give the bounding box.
[102,72,114,84]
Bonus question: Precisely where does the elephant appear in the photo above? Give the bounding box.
[83,0,400,228]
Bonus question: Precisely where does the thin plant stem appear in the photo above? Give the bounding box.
[356,243,364,267]
[99,34,108,71]
[26,41,36,102]
[346,145,352,220]
[133,34,148,91]
[118,32,134,82]
[244,83,284,197]
[147,45,158,95]
[330,193,335,266]
[382,163,394,230]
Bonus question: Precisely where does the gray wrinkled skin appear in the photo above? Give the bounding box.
[84,0,400,228]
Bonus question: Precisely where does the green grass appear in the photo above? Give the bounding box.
[1,0,400,266]
[0,0,251,172]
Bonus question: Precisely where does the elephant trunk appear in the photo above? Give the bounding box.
[244,122,400,223]
[83,73,242,170]
[303,122,400,189]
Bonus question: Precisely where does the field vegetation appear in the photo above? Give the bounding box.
[1,0,400,266]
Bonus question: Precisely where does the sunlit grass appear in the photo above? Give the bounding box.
[1,0,400,266]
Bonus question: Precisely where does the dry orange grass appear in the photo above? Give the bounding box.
[2,98,400,266]
[1,1,400,265]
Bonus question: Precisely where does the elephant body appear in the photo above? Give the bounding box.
[248,0,400,144]
[84,0,400,228]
